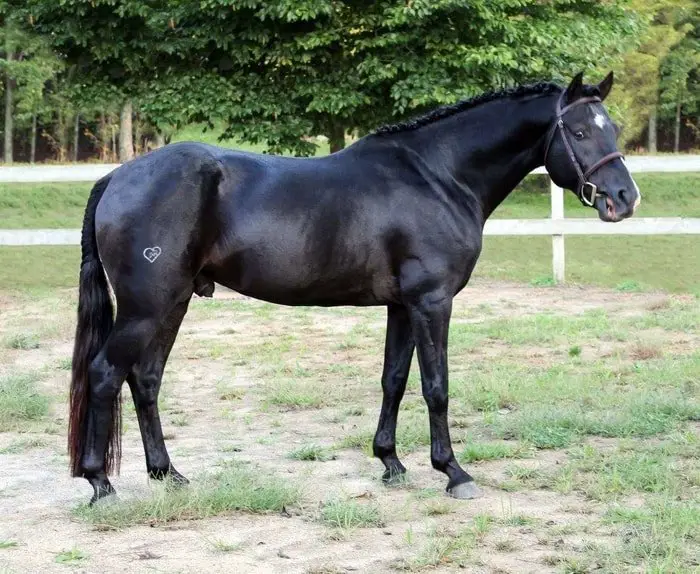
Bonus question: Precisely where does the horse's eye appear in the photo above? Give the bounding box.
[574,131,585,140]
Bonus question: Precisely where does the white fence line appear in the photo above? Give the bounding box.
[1,156,699,283]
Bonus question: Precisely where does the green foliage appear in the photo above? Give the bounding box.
[11,0,641,155]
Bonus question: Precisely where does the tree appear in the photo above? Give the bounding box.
[16,0,641,156]
[659,3,699,152]
[139,0,642,155]
[0,20,59,163]
[607,0,695,151]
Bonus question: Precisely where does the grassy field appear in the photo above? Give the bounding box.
[1,170,698,293]
[0,283,697,572]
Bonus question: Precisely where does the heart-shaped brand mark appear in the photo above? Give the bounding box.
[143,246,162,263]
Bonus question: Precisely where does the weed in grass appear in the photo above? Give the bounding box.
[472,514,494,539]
[55,548,87,564]
[319,498,384,529]
[170,415,190,427]
[288,444,336,462]
[216,381,245,401]
[561,558,590,574]
[493,539,518,552]
[205,537,242,553]
[458,441,530,463]
[530,275,556,287]
[56,357,72,370]
[343,406,365,416]
[74,462,302,528]
[616,280,644,292]
[561,446,689,500]
[263,380,327,409]
[396,526,476,571]
[494,409,581,448]
[0,540,18,549]
[568,345,582,357]
[630,342,663,361]
[5,333,40,350]
[0,373,50,431]
[423,500,454,516]
[0,436,47,454]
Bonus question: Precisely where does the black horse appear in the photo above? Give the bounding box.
[69,72,640,504]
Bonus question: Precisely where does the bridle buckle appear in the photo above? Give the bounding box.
[580,182,598,207]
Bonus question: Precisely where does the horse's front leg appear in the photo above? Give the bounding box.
[406,290,482,499]
[373,304,415,483]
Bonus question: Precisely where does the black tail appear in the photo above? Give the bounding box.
[68,175,121,477]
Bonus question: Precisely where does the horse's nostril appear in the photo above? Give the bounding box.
[617,189,627,204]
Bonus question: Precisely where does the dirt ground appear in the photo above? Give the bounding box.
[0,279,690,573]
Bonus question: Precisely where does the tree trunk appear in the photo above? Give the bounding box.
[674,83,682,154]
[647,108,657,154]
[328,122,345,154]
[73,113,80,162]
[119,99,134,162]
[4,35,13,164]
[30,113,37,164]
[99,111,107,161]
[111,124,116,162]
[56,108,66,162]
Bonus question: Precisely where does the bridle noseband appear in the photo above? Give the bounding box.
[543,92,624,207]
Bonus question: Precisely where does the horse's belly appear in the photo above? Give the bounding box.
[206,248,399,307]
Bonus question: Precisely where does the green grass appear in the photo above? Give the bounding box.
[288,443,336,462]
[0,373,51,431]
[0,540,19,549]
[4,332,41,350]
[319,498,384,529]
[599,500,700,572]
[458,441,530,463]
[54,548,88,564]
[555,445,694,501]
[74,462,302,528]
[263,380,328,409]
[0,436,48,454]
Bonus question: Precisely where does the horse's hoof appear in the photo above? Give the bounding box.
[447,481,483,500]
[169,470,190,487]
[89,490,117,507]
[382,464,407,486]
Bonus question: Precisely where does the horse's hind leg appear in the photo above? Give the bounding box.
[373,304,415,482]
[127,298,190,484]
[80,316,161,504]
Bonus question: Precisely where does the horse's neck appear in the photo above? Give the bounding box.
[404,93,559,220]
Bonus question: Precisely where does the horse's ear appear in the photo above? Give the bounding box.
[564,72,584,104]
[597,71,614,101]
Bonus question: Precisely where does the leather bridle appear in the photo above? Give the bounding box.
[544,92,624,207]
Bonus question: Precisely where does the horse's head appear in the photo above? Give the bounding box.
[544,71,641,222]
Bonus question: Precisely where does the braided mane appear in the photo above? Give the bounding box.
[372,81,602,136]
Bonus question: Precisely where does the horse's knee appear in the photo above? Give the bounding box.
[423,383,448,414]
[130,368,161,408]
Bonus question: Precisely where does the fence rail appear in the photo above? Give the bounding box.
[2,156,699,283]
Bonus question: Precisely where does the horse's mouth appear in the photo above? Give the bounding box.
[605,195,617,220]
[596,194,621,222]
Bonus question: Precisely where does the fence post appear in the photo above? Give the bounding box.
[550,178,565,283]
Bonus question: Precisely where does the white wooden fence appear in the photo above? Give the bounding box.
[1,156,699,283]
